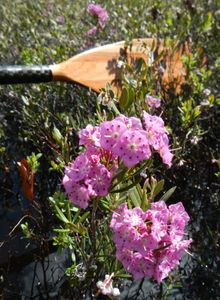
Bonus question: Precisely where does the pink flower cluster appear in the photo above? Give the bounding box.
[87,3,109,35]
[63,112,173,209]
[145,95,161,109]
[143,111,173,167]
[62,153,112,209]
[110,201,192,283]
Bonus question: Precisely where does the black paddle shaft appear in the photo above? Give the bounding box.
[0,65,53,84]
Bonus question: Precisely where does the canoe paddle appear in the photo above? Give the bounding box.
[0,38,186,94]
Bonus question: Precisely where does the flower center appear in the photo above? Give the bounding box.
[128,143,137,151]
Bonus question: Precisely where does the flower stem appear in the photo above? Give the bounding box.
[91,197,99,253]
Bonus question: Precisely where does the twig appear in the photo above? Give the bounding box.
[0,214,39,248]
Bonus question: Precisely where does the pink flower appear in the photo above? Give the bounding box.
[116,247,134,269]
[63,112,174,208]
[145,95,161,108]
[113,129,151,167]
[86,164,112,196]
[79,124,100,148]
[87,3,109,28]
[87,26,98,36]
[143,111,173,167]
[110,201,192,283]
[62,179,91,209]
[143,111,167,134]
[87,3,103,15]
[159,146,174,168]
[98,10,109,28]
[168,202,190,242]
[65,152,91,182]
[129,253,155,280]
[112,223,139,249]
[110,203,129,230]
[135,233,158,255]
[154,239,192,283]
[100,119,127,152]
[115,115,143,130]
[56,15,65,24]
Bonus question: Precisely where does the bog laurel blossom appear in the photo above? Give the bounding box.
[110,201,192,283]
[61,108,192,286]
[87,3,109,36]
[62,111,173,209]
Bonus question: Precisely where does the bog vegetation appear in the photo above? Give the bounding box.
[0,1,219,299]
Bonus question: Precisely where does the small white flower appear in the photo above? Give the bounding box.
[190,136,199,145]
[178,159,186,166]
[201,99,210,105]
[148,51,154,66]
[97,92,116,109]
[140,170,148,178]
[112,288,120,296]
[144,47,154,66]
[96,273,120,297]
[203,88,211,96]
[97,93,104,104]
[157,64,165,76]
[117,60,125,68]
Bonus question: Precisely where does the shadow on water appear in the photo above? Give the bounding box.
[0,88,220,299]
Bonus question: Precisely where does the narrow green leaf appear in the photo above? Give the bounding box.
[54,228,70,233]
[135,58,144,74]
[73,207,81,223]
[79,211,90,224]
[153,50,164,64]
[52,126,63,143]
[203,11,212,31]
[127,88,135,109]
[151,179,165,199]
[55,205,69,224]
[71,251,76,264]
[161,186,177,202]
[119,87,129,110]
[150,39,155,52]
[129,186,141,207]
[111,177,141,193]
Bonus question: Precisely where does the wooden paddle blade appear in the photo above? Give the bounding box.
[51,39,186,94]
[50,39,152,94]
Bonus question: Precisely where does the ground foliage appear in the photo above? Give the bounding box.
[0,0,220,299]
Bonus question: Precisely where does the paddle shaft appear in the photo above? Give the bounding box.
[0,65,53,84]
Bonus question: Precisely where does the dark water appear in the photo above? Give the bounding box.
[0,92,220,299]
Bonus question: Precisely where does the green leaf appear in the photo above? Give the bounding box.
[161,186,176,202]
[79,211,90,224]
[119,87,129,110]
[127,88,135,109]
[111,177,141,193]
[193,106,201,118]
[55,205,70,224]
[71,251,76,264]
[129,186,141,207]
[54,228,71,233]
[150,39,155,52]
[151,179,165,199]
[21,95,29,105]
[123,74,137,88]
[134,58,144,74]
[52,126,63,143]
[153,50,164,64]
[203,11,212,31]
